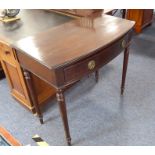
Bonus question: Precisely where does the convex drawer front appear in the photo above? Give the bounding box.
[64,32,130,84]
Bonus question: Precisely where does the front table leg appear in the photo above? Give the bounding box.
[23,69,43,124]
[56,89,71,146]
[121,46,130,95]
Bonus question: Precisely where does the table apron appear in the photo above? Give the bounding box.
[63,33,130,85]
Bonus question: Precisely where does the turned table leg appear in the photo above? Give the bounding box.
[23,69,43,124]
[56,89,71,146]
[121,46,130,95]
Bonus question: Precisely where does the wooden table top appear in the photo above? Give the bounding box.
[0,9,72,44]
[13,14,135,69]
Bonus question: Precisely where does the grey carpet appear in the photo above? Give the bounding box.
[0,12,155,146]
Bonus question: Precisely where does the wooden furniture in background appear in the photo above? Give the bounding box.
[0,10,73,113]
[51,9,103,18]
[0,42,55,113]
[13,15,135,145]
[126,9,154,33]
[52,9,126,21]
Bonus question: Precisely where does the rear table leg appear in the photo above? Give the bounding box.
[121,46,130,95]
[23,69,43,124]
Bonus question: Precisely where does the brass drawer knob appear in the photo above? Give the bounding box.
[88,60,96,70]
[122,40,126,48]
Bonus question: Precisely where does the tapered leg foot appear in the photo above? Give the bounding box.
[67,137,72,146]
[39,117,44,124]
[121,87,124,95]
[56,89,72,146]
[95,70,99,83]
[121,46,129,95]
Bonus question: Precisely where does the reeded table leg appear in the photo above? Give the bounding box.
[121,46,130,95]
[56,89,71,146]
[23,69,43,124]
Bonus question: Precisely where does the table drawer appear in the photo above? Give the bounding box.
[64,34,129,83]
[0,43,16,65]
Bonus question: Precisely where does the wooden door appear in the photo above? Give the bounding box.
[0,43,32,108]
[0,42,56,112]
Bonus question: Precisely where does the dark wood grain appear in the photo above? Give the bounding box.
[0,10,73,111]
[63,34,130,84]
[0,9,72,44]
[14,15,135,88]
[14,14,134,145]
[14,15,135,70]
[0,11,135,145]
